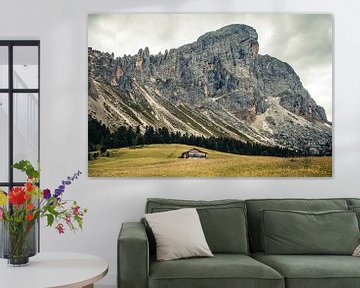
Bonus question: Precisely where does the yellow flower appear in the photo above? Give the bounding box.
[0,190,7,206]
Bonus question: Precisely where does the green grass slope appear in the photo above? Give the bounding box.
[88,144,332,177]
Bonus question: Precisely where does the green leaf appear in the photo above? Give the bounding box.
[12,160,40,180]
[47,214,55,227]
[47,206,60,217]
[75,216,83,230]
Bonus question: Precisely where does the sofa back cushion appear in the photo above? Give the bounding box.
[261,209,359,255]
[348,198,360,207]
[347,199,360,228]
[246,198,349,252]
[145,198,249,254]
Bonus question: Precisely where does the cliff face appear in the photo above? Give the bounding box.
[88,24,332,155]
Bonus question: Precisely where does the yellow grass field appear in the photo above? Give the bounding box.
[88,144,332,177]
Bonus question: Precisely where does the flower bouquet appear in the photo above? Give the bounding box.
[0,160,87,266]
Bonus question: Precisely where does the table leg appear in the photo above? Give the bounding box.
[82,284,94,288]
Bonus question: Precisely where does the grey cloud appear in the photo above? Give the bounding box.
[263,14,332,68]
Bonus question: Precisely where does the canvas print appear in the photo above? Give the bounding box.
[88,14,332,177]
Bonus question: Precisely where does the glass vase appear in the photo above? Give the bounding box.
[0,220,37,266]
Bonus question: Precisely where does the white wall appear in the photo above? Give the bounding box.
[1,0,360,285]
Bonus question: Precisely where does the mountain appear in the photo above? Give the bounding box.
[88,24,332,155]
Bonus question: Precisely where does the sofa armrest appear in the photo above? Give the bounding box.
[118,222,149,288]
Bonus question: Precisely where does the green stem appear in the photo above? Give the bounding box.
[8,222,31,259]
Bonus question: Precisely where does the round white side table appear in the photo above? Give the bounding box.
[0,252,108,288]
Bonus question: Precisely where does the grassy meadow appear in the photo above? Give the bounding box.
[88,144,332,177]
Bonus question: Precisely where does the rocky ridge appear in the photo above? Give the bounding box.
[88,24,332,155]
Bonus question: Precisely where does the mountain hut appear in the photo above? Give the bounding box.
[180,148,207,159]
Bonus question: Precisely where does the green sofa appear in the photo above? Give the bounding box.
[118,198,360,288]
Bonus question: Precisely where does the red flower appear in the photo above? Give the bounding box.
[9,187,26,205]
[26,214,33,221]
[24,193,31,200]
[25,182,33,192]
[72,205,80,215]
[26,203,34,210]
[65,214,71,225]
[56,223,65,234]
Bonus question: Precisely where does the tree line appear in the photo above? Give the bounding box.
[88,116,300,157]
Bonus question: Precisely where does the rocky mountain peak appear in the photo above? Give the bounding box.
[200,24,258,39]
[197,24,259,54]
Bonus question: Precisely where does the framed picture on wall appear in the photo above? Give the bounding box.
[87,14,332,177]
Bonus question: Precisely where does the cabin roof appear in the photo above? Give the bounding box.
[182,148,207,154]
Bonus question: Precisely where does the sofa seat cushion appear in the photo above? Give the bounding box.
[252,252,360,288]
[149,254,284,288]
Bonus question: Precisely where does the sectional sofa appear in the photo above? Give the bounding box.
[118,198,360,288]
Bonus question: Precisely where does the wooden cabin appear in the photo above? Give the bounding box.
[180,148,207,159]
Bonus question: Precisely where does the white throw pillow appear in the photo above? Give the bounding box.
[145,208,213,261]
[353,244,360,256]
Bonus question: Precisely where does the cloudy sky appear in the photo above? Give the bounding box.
[88,14,332,121]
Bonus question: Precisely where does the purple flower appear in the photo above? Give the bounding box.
[54,189,63,198]
[54,171,81,199]
[43,189,51,200]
